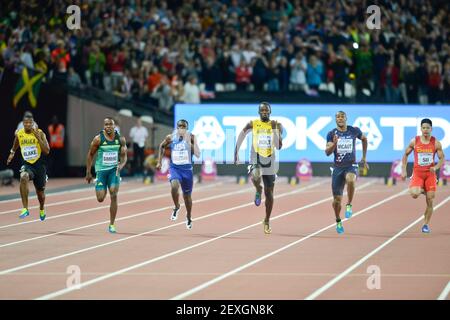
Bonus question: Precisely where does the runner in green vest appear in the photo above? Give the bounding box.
[86,117,127,233]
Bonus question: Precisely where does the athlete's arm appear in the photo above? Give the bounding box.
[191,134,201,158]
[359,134,369,170]
[85,135,101,183]
[431,140,445,173]
[325,135,338,156]
[234,121,252,164]
[401,138,415,180]
[33,129,50,155]
[117,136,128,174]
[156,135,172,170]
[272,120,283,150]
[6,133,19,165]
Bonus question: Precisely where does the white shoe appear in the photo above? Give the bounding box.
[186,219,192,230]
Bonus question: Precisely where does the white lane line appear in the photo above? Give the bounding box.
[0,181,224,230]
[0,183,170,215]
[171,184,404,300]
[305,196,450,300]
[437,282,450,300]
[0,179,285,248]
[0,182,328,273]
[35,180,372,300]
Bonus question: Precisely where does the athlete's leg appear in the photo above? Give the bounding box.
[424,191,435,225]
[183,193,192,222]
[170,179,181,209]
[96,189,107,202]
[409,187,422,199]
[332,195,343,220]
[108,185,119,226]
[19,171,30,209]
[345,172,357,204]
[264,185,274,223]
[36,189,45,210]
[250,166,263,194]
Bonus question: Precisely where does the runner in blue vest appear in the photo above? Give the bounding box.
[157,120,200,229]
[325,111,369,234]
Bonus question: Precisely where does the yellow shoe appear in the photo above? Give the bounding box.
[262,220,272,234]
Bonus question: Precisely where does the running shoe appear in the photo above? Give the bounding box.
[186,219,192,230]
[421,224,430,233]
[263,220,272,234]
[171,207,180,221]
[39,209,46,221]
[336,221,344,234]
[345,204,353,219]
[254,191,262,206]
[108,224,117,233]
[19,208,29,219]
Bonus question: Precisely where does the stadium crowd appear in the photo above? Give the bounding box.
[1,0,449,108]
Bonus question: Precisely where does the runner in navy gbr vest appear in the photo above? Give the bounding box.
[325,111,369,234]
[157,119,200,229]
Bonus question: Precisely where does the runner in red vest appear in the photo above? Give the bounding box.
[401,118,445,233]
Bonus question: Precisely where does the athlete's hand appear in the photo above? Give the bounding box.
[156,162,162,171]
[333,135,338,145]
[360,158,369,171]
[401,168,407,181]
[31,127,40,137]
[430,166,436,173]
[85,172,93,184]
[6,152,14,165]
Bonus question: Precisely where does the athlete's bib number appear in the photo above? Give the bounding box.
[22,146,38,161]
[258,135,272,149]
[337,138,353,154]
[172,150,190,165]
[418,153,433,166]
[102,152,118,166]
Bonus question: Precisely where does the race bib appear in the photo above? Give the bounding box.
[418,153,433,166]
[172,150,190,165]
[337,138,353,154]
[102,152,118,166]
[22,146,38,161]
[258,134,272,149]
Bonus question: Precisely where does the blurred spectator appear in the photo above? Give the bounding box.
[88,43,106,89]
[151,75,174,111]
[235,60,252,91]
[289,51,307,92]
[47,115,66,177]
[381,60,400,103]
[67,67,82,87]
[306,54,324,93]
[427,62,442,104]
[129,119,148,176]
[181,75,201,104]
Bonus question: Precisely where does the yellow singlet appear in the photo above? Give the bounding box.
[17,128,42,164]
[252,120,274,158]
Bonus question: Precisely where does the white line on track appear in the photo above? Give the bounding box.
[437,281,450,300]
[34,180,375,300]
[305,195,450,300]
[0,181,225,229]
[0,181,328,273]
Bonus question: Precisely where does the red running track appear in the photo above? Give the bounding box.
[0,177,448,300]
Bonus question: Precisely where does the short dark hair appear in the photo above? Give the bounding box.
[259,101,271,113]
[23,111,33,120]
[421,118,432,127]
[177,119,189,128]
[104,117,115,123]
[336,110,346,116]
